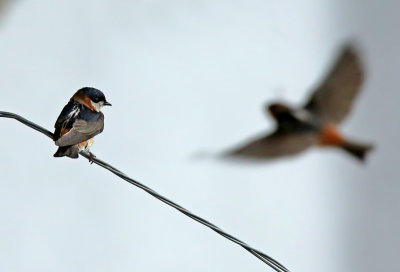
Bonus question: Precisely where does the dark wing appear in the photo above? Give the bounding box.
[53,102,76,141]
[304,45,364,124]
[226,131,318,159]
[55,112,104,147]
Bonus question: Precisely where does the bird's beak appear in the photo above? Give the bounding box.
[104,101,112,106]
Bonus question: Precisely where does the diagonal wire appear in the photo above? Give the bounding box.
[0,111,290,272]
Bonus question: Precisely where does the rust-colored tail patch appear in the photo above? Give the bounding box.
[79,137,94,148]
[318,125,345,146]
[60,128,70,137]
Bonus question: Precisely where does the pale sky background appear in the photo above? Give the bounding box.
[0,1,399,272]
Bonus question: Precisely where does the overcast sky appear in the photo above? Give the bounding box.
[0,1,399,272]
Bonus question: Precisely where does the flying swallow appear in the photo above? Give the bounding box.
[53,87,111,161]
[226,45,373,162]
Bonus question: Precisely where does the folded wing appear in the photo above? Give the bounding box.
[55,113,104,147]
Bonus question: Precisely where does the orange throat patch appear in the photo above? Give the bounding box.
[72,93,97,111]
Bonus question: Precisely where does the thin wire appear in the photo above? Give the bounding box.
[0,111,290,272]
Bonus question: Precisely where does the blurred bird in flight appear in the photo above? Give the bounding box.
[227,45,373,162]
[53,87,111,161]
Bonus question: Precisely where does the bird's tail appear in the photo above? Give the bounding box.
[339,140,374,162]
[53,146,79,158]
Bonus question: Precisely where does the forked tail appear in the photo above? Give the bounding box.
[340,140,373,161]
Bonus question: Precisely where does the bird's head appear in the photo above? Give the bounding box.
[266,102,291,118]
[71,87,112,112]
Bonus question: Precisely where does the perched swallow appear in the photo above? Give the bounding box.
[227,45,373,162]
[53,87,111,160]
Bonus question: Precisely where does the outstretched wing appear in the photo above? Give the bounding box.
[304,45,364,124]
[55,113,104,147]
[226,131,318,159]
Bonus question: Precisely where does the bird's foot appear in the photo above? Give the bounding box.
[88,152,96,164]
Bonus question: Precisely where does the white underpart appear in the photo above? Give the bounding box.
[90,101,104,112]
[293,108,314,123]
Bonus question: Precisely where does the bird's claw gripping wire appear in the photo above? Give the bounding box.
[88,152,96,164]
